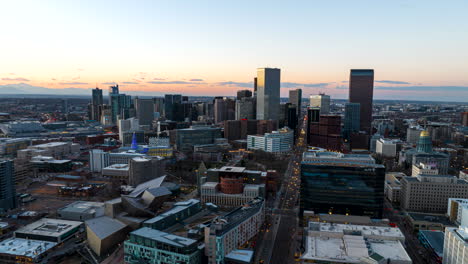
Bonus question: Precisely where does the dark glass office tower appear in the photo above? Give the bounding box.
[0,160,17,211]
[164,94,182,121]
[300,151,385,218]
[349,69,374,134]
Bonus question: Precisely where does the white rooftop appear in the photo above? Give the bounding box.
[103,164,129,170]
[15,218,82,238]
[0,237,57,258]
[302,222,410,263]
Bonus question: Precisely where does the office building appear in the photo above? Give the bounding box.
[444,225,468,264]
[235,97,256,120]
[256,68,280,120]
[18,141,79,160]
[407,126,424,144]
[108,152,146,165]
[128,156,165,186]
[214,97,235,123]
[110,86,133,124]
[0,237,58,264]
[385,172,405,204]
[376,138,398,157]
[247,127,294,153]
[301,221,411,264]
[205,198,264,264]
[301,151,385,218]
[124,227,201,264]
[309,93,330,114]
[118,117,140,141]
[462,112,468,127]
[175,126,222,152]
[447,198,468,226]
[289,88,302,115]
[400,174,468,214]
[153,97,165,117]
[237,89,252,100]
[343,102,360,140]
[89,149,110,173]
[349,69,374,133]
[0,160,16,212]
[307,114,342,151]
[164,94,182,121]
[134,98,154,128]
[0,138,31,156]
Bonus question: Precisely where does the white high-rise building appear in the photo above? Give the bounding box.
[444,226,468,264]
[376,138,398,157]
[256,68,280,120]
[309,94,330,114]
[118,118,139,141]
[89,149,110,173]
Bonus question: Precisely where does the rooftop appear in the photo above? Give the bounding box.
[103,164,129,170]
[85,216,127,240]
[130,227,197,248]
[15,218,82,238]
[407,212,453,226]
[225,249,254,263]
[58,201,105,214]
[0,238,57,258]
[308,222,404,239]
[144,199,200,224]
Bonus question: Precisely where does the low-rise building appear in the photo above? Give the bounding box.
[300,221,411,264]
[418,230,444,264]
[385,172,405,204]
[205,198,264,264]
[15,218,83,243]
[124,227,201,264]
[405,212,454,233]
[201,182,264,207]
[57,201,105,221]
[86,216,128,256]
[0,237,57,264]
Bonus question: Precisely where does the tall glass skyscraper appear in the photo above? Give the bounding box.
[0,160,17,212]
[288,88,302,115]
[349,69,374,134]
[256,68,280,120]
[300,151,385,218]
[343,102,360,140]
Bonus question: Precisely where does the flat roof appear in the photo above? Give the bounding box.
[0,238,57,258]
[225,249,254,263]
[103,164,129,170]
[308,222,404,239]
[407,212,453,226]
[58,201,105,214]
[33,142,69,148]
[131,227,197,248]
[16,218,82,238]
[144,199,200,224]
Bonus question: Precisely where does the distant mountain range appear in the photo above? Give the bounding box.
[0,83,164,97]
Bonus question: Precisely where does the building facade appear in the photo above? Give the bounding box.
[247,127,293,153]
[256,68,280,120]
[349,69,374,133]
[309,94,330,114]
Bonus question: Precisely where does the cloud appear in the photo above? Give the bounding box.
[216,81,253,88]
[122,81,139,84]
[281,82,332,88]
[189,78,204,82]
[101,82,116,85]
[51,78,56,81]
[153,78,166,80]
[58,82,88,85]
[376,80,411,85]
[376,85,468,91]
[2,77,30,82]
[77,68,85,71]
[147,80,204,84]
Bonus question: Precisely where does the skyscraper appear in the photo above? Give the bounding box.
[164,94,182,121]
[256,68,281,120]
[309,93,330,114]
[134,98,154,128]
[349,69,374,133]
[236,89,252,100]
[289,89,302,115]
[214,97,235,124]
[343,103,360,140]
[0,160,17,211]
[92,88,103,105]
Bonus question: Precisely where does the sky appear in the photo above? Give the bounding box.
[0,0,467,101]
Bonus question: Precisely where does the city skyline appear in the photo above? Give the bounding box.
[1,1,468,101]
